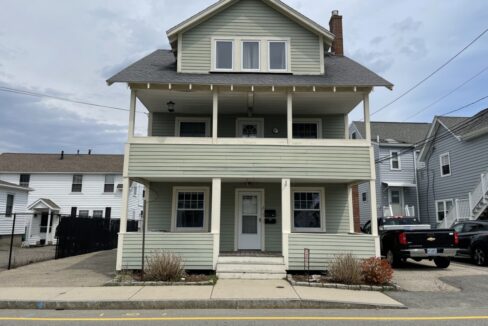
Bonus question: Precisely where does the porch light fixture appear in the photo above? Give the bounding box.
[167,101,175,113]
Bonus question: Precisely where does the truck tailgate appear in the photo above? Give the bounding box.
[405,230,456,248]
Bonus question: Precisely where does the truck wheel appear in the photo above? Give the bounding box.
[434,257,450,268]
[386,250,401,267]
[472,246,488,266]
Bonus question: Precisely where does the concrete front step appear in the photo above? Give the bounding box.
[217,263,286,273]
[216,255,286,279]
[217,256,284,265]
[217,272,287,280]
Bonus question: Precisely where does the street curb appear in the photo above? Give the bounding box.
[0,299,406,310]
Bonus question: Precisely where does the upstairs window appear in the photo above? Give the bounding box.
[440,153,451,176]
[72,174,83,192]
[19,174,30,187]
[104,175,115,193]
[242,41,260,71]
[175,117,210,137]
[269,41,287,71]
[215,40,233,70]
[390,151,401,170]
[5,194,14,217]
[293,119,322,139]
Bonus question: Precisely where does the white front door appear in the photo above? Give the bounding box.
[388,188,404,216]
[237,191,263,250]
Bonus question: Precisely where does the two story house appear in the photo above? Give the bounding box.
[0,180,31,247]
[349,121,431,227]
[418,108,488,228]
[108,0,392,277]
[0,152,144,246]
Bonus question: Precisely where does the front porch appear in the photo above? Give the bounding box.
[117,178,379,272]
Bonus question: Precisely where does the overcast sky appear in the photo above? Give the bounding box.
[0,0,487,154]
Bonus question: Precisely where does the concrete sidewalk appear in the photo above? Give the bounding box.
[0,279,404,310]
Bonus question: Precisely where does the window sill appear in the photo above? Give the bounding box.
[70,192,84,195]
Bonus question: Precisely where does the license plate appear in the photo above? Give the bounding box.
[427,248,438,256]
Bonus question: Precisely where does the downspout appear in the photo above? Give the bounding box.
[413,150,421,218]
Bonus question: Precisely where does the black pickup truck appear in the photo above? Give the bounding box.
[362,217,459,268]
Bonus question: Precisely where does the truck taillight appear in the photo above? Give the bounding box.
[454,232,459,246]
[398,232,408,245]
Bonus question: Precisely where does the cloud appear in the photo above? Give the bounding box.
[391,17,422,33]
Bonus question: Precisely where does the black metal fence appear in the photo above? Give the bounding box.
[55,215,138,259]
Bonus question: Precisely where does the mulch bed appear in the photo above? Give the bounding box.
[106,272,217,286]
[288,274,399,291]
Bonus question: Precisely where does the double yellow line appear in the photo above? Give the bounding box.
[0,316,488,321]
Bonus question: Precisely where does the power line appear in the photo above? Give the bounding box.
[370,28,488,117]
[404,65,488,121]
[0,86,148,115]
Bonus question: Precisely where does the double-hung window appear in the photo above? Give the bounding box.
[390,151,401,170]
[172,187,209,232]
[19,174,30,187]
[292,188,325,232]
[72,174,83,193]
[436,199,453,222]
[215,40,233,71]
[293,119,322,139]
[93,210,103,218]
[175,117,210,137]
[440,153,451,176]
[79,210,89,218]
[5,194,14,217]
[269,41,288,71]
[242,41,260,71]
[104,175,115,193]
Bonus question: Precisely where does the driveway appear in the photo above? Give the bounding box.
[0,249,116,287]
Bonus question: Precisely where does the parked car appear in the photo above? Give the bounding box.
[452,221,488,266]
[362,217,459,268]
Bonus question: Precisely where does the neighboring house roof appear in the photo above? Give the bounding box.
[27,198,61,211]
[107,50,393,88]
[0,153,123,173]
[0,180,32,192]
[418,108,488,161]
[352,121,431,145]
[166,0,335,44]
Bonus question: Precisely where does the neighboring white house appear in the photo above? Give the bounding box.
[0,152,144,246]
[0,180,31,246]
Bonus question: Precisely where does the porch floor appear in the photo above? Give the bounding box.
[219,251,283,257]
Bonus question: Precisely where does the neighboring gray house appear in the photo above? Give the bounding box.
[350,122,431,227]
[107,0,392,277]
[418,108,488,228]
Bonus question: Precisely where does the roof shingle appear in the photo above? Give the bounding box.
[353,121,432,145]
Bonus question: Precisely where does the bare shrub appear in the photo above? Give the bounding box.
[361,257,394,285]
[144,251,185,282]
[328,253,363,285]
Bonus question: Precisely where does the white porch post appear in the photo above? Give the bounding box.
[281,178,291,269]
[211,178,221,269]
[348,184,355,233]
[287,92,293,144]
[363,93,371,141]
[116,143,131,271]
[128,89,137,139]
[212,91,219,143]
[45,209,52,245]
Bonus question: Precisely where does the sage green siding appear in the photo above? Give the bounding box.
[288,234,376,270]
[121,233,214,270]
[152,113,345,139]
[129,144,371,180]
[180,0,322,74]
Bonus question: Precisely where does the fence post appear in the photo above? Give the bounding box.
[7,213,17,270]
[141,215,146,281]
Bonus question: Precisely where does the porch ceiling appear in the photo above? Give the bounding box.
[133,177,359,184]
[136,89,363,115]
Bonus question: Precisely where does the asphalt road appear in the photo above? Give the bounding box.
[1,308,488,325]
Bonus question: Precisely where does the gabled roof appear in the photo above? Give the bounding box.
[28,198,60,211]
[166,0,334,44]
[418,108,488,161]
[352,121,431,145]
[0,180,32,192]
[107,50,393,88]
[0,153,123,174]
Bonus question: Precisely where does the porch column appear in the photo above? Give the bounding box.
[116,143,131,271]
[128,89,137,139]
[347,184,355,233]
[363,92,371,141]
[45,209,52,245]
[212,91,219,143]
[211,178,221,269]
[287,92,293,144]
[281,178,291,269]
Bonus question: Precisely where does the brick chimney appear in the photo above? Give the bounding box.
[329,10,344,56]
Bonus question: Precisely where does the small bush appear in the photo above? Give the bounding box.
[361,257,394,285]
[144,251,185,282]
[328,253,363,285]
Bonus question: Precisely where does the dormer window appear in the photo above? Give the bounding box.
[242,41,260,71]
[269,41,287,71]
[215,40,233,71]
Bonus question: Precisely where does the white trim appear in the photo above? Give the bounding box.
[241,40,261,72]
[177,33,182,73]
[211,178,221,268]
[348,184,354,233]
[389,150,401,171]
[319,35,325,75]
[171,186,210,232]
[267,40,290,73]
[128,90,137,139]
[235,118,264,138]
[281,179,291,268]
[174,117,211,137]
[440,152,451,177]
[291,187,326,233]
[212,39,235,72]
[435,199,454,223]
[234,188,265,251]
[292,118,323,139]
